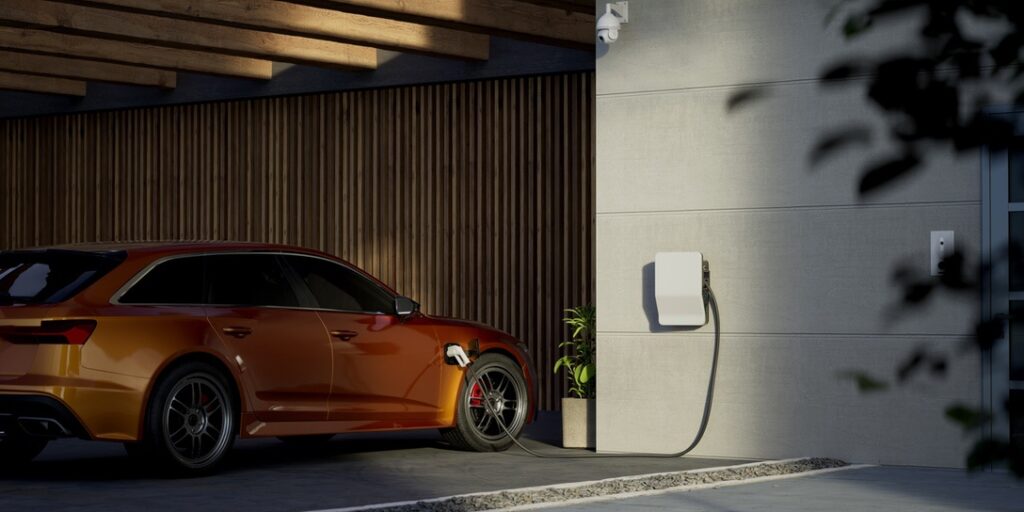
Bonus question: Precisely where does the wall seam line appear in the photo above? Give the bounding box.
[597,332,975,339]
[596,64,1001,99]
[595,200,981,217]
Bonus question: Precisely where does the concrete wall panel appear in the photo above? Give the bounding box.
[597,333,978,468]
[597,0,919,95]
[597,85,981,213]
[597,205,979,336]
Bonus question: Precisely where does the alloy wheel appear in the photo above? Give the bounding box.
[161,374,233,468]
[466,365,527,441]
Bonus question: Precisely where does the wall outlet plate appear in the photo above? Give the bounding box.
[931,230,954,276]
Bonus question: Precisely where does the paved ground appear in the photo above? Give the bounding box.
[0,413,746,512]
[545,465,1024,512]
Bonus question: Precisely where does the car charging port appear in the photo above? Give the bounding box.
[444,343,471,367]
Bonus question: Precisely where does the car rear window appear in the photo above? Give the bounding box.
[118,256,205,305]
[0,250,126,305]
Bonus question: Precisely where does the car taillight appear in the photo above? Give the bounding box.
[0,320,97,345]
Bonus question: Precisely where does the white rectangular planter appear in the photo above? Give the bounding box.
[561,397,595,449]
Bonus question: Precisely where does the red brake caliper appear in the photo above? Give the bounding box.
[469,382,484,408]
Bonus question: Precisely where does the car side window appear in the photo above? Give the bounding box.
[206,254,301,308]
[284,255,394,314]
[118,256,204,305]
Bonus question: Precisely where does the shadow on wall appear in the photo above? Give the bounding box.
[641,261,704,333]
[714,0,1018,473]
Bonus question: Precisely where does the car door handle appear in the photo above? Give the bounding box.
[329,330,358,341]
[222,326,252,339]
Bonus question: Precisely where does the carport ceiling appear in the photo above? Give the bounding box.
[0,0,595,96]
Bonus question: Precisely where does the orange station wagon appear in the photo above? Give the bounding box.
[0,242,534,474]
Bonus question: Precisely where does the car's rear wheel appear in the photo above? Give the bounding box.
[0,432,48,465]
[441,353,529,452]
[141,361,236,476]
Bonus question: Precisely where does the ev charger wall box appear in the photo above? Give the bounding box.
[655,252,706,326]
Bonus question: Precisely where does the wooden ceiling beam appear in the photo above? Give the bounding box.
[0,69,85,96]
[300,0,594,48]
[0,27,272,80]
[517,0,594,15]
[0,0,378,70]
[0,50,176,88]
[61,0,489,61]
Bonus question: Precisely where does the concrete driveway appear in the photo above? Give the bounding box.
[543,465,1024,512]
[0,414,746,512]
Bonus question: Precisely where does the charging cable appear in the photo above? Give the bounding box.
[447,285,721,459]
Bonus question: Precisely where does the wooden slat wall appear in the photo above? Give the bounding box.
[0,72,595,410]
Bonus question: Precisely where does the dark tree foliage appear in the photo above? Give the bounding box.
[820,0,1023,194]
[830,0,1024,476]
[732,0,1024,475]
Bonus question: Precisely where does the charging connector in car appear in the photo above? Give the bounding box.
[445,343,471,368]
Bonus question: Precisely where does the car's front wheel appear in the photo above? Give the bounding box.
[441,353,529,452]
[141,361,236,476]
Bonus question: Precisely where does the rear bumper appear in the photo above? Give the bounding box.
[0,379,148,441]
[0,394,90,440]
[0,340,152,441]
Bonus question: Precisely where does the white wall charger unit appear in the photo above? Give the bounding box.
[655,252,707,326]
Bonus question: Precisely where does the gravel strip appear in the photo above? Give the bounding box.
[363,457,847,512]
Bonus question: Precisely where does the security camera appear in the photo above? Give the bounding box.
[597,2,628,44]
[596,12,620,43]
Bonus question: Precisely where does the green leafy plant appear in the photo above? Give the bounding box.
[554,305,596,399]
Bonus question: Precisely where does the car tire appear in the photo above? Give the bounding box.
[140,361,237,476]
[276,434,334,446]
[440,353,529,452]
[0,433,48,465]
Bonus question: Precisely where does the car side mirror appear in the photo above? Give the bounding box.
[395,296,419,317]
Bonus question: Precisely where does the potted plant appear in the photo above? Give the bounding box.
[554,304,596,449]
